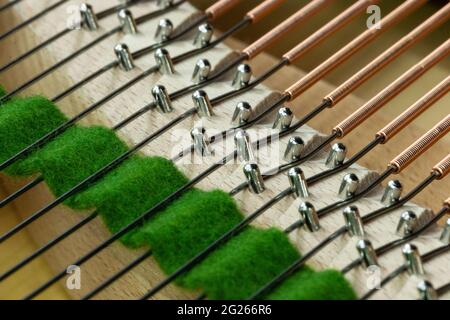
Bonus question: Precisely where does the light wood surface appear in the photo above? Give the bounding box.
[0,0,448,300]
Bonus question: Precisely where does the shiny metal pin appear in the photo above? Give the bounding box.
[80,3,98,31]
[192,59,211,84]
[192,90,213,118]
[439,218,450,245]
[396,211,418,237]
[288,167,309,198]
[232,64,252,89]
[417,280,438,300]
[343,206,365,238]
[325,143,347,168]
[283,136,304,162]
[381,180,403,206]
[118,9,138,34]
[338,173,359,199]
[234,130,254,163]
[231,102,252,126]
[155,18,173,42]
[402,243,425,276]
[151,84,173,113]
[154,48,175,74]
[193,23,214,48]
[157,0,174,8]
[298,201,321,232]
[356,239,378,268]
[114,43,135,71]
[243,163,265,194]
[272,107,293,131]
[191,127,213,157]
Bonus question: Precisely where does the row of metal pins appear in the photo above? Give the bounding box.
[6,0,436,298]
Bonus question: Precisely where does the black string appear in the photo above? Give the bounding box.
[0,0,23,12]
[0,176,43,208]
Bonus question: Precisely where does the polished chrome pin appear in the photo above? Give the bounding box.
[155,18,173,42]
[272,107,293,131]
[192,90,213,118]
[232,64,252,89]
[402,243,425,276]
[381,180,403,206]
[118,9,138,34]
[283,136,304,162]
[231,102,252,126]
[343,206,365,238]
[234,130,254,163]
[325,143,347,168]
[243,163,265,194]
[288,167,309,198]
[396,211,418,237]
[338,173,359,199]
[114,43,135,71]
[152,84,173,113]
[191,127,213,157]
[80,3,99,31]
[298,201,321,232]
[192,59,211,84]
[194,23,214,48]
[154,48,175,74]
[356,239,378,268]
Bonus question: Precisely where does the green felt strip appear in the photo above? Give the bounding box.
[0,92,357,300]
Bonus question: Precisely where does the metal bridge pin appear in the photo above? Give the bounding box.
[79,3,99,31]
[283,136,304,162]
[192,90,213,118]
[157,0,174,8]
[272,107,293,131]
[402,243,425,276]
[356,239,378,268]
[154,48,175,75]
[193,23,214,48]
[231,102,252,126]
[234,130,254,163]
[192,59,211,84]
[396,211,418,237]
[232,64,252,89]
[417,280,438,300]
[298,201,321,232]
[155,18,173,42]
[288,167,309,199]
[338,173,359,199]
[343,206,365,238]
[114,43,135,71]
[439,218,450,245]
[243,163,265,194]
[151,84,173,113]
[191,127,213,157]
[118,9,138,34]
[325,143,347,168]
[381,180,403,206]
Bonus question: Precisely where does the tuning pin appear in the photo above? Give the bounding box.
[232,64,252,89]
[338,173,359,199]
[155,18,173,42]
[243,163,265,194]
[234,130,254,163]
[231,102,252,126]
[193,23,213,48]
[402,243,425,276]
[272,107,293,131]
[283,137,304,162]
[114,43,135,71]
[356,239,378,268]
[191,127,213,157]
[417,280,438,300]
[192,59,211,84]
[325,143,347,168]
[343,206,365,238]
[151,85,173,113]
[298,201,321,232]
[381,180,403,206]
[157,0,173,8]
[288,167,309,198]
[79,3,98,31]
[396,211,418,237]
[192,90,213,118]
[439,218,450,244]
[118,9,138,34]
[154,48,175,75]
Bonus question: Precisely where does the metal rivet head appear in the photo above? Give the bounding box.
[192,59,211,84]
[232,64,252,89]
[283,136,304,162]
[154,48,175,75]
[155,18,173,42]
[114,43,135,71]
[343,206,365,238]
[243,163,265,194]
[151,84,173,113]
[402,243,425,276]
[396,211,418,237]
[298,201,321,232]
[157,0,174,8]
[338,173,359,199]
[191,127,213,157]
[231,102,252,126]
[417,280,438,300]
[272,107,293,131]
[288,167,309,199]
[192,90,213,118]
[79,3,98,31]
[118,9,138,34]
[381,180,403,206]
[234,130,254,163]
[325,143,347,168]
[439,218,450,245]
[193,23,213,48]
[356,239,378,268]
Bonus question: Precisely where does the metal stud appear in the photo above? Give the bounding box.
[234,130,254,163]
[396,211,418,237]
[191,127,213,157]
[356,239,378,268]
[151,85,173,113]
[288,167,309,198]
[272,107,293,131]
[192,90,213,118]
[243,163,265,194]
[118,9,138,34]
[157,0,173,8]
[193,23,213,48]
[155,18,173,42]
[439,218,450,245]
[402,243,425,276]
[381,180,403,206]
[154,48,175,75]
[325,143,347,168]
[231,102,252,126]
[417,280,438,300]
[79,3,99,31]
[298,201,321,232]
[338,173,359,199]
[114,43,135,71]
[192,59,211,84]
[343,206,365,238]
[283,136,304,162]
[232,64,252,89]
